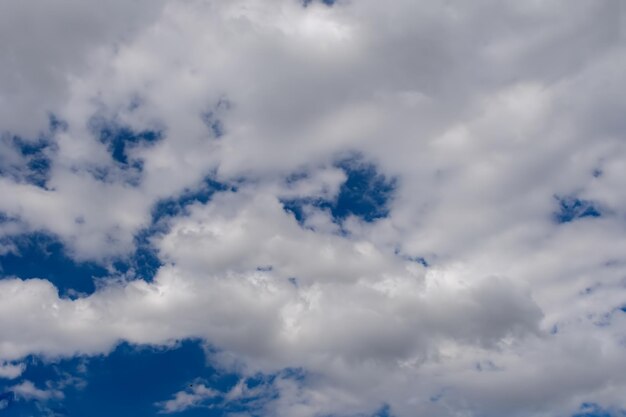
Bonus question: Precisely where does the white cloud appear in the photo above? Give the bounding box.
[0,361,25,380]
[9,380,63,401]
[0,0,167,137]
[157,382,219,413]
[1,0,626,416]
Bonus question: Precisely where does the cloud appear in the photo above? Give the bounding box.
[9,380,63,401]
[0,362,25,380]
[0,0,167,138]
[156,382,219,413]
[0,194,548,416]
[1,0,626,416]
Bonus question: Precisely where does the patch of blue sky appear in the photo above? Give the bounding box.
[112,176,233,282]
[409,256,429,267]
[200,112,225,139]
[0,342,317,417]
[584,302,626,328]
[302,0,336,7]
[372,404,393,417]
[393,248,429,267]
[553,196,602,224]
[48,114,68,133]
[282,156,396,226]
[0,340,240,417]
[89,116,163,167]
[573,403,626,417]
[151,177,231,224]
[607,304,626,317]
[333,157,396,222]
[0,232,108,297]
[3,311,420,417]
[10,136,52,188]
[282,199,311,224]
[0,174,231,292]
[201,97,231,139]
[110,230,163,283]
[0,391,15,411]
[0,115,63,189]
[0,135,56,188]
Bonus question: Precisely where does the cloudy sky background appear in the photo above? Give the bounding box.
[1,0,626,416]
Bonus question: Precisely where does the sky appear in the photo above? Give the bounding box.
[1,0,626,416]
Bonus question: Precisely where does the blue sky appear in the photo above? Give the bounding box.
[1,0,626,416]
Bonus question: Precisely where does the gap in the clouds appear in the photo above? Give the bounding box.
[0,232,108,297]
[332,157,396,222]
[113,176,234,282]
[550,324,559,335]
[0,334,398,417]
[281,199,311,225]
[0,176,233,291]
[553,195,602,224]
[89,116,163,168]
[0,115,64,189]
[66,340,236,417]
[0,340,242,417]
[394,248,429,267]
[201,97,231,139]
[151,177,232,224]
[0,228,162,296]
[282,155,396,228]
[0,341,317,417]
[202,114,224,138]
[302,0,336,7]
[573,403,626,417]
[110,230,163,283]
[371,404,394,417]
[411,257,429,267]
[9,137,52,188]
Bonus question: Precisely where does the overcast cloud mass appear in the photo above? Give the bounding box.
[1,0,626,416]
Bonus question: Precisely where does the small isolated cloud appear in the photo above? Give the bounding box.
[156,382,219,413]
[9,380,64,401]
[0,362,25,379]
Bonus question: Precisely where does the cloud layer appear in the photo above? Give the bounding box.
[1,0,626,416]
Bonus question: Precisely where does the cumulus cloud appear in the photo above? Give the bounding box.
[1,0,626,416]
[0,0,167,137]
[0,362,25,380]
[9,380,63,401]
